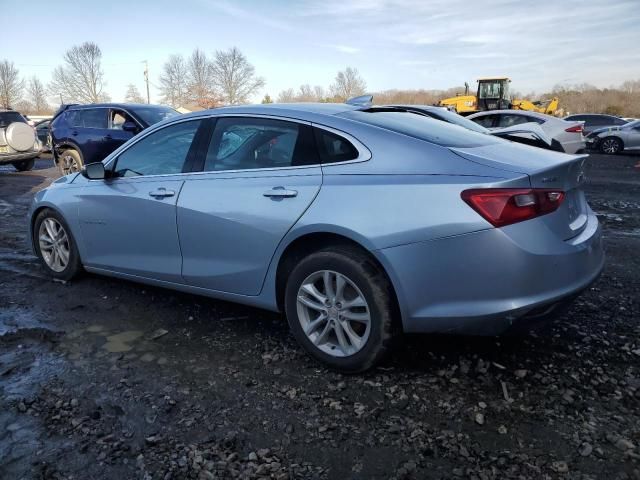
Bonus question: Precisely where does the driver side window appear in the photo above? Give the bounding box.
[113,120,201,177]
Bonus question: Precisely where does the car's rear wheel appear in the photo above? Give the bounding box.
[58,149,83,176]
[284,247,397,372]
[12,159,35,171]
[33,209,82,281]
[600,137,623,154]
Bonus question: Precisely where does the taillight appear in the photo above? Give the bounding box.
[461,188,565,227]
[565,125,583,133]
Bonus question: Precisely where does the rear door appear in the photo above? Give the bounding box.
[177,116,322,295]
[71,108,110,163]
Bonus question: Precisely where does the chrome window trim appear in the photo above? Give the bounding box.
[96,114,371,180]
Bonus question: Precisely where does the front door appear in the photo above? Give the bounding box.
[77,119,203,282]
[102,108,138,154]
[178,116,322,295]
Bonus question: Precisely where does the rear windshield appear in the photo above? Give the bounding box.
[131,106,179,126]
[339,110,500,148]
[0,111,27,127]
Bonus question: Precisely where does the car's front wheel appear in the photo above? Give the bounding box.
[284,246,397,372]
[12,159,35,172]
[57,149,83,176]
[600,136,623,154]
[33,209,82,281]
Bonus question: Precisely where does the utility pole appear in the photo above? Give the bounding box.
[143,60,150,104]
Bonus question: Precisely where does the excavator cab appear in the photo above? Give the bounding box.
[476,78,512,111]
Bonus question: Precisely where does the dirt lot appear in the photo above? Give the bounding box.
[1,153,639,480]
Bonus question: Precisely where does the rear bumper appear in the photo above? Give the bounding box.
[378,212,604,335]
[562,139,586,154]
[0,151,40,165]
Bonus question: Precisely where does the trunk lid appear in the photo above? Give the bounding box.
[451,142,589,240]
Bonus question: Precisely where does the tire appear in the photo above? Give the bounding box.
[33,209,82,281]
[600,136,623,154]
[57,148,83,176]
[284,246,397,373]
[12,159,35,172]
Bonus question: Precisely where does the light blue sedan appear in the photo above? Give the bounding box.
[29,104,604,372]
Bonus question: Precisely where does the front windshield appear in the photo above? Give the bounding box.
[132,106,179,126]
[478,80,509,100]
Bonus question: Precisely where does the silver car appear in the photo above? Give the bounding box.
[28,104,604,372]
[585,119,640,154]
[468,110,586,154]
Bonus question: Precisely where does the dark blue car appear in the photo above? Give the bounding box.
[50,103,178,175]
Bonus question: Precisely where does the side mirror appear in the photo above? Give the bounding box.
[83,162,105,180]
[122,121,139,133]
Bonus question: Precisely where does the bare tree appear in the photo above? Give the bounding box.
[27,76,50,113]
[49,42,107,103]
[124,84,145,103]
[159,54,189,108]
[187,49,217,108]
[297,84,315,102]
[0,60,24,109]
[314,85,326,102]
[261,94,273,104]
[211,47,265,105]
[277,88,296,103]
[330,67,367,102]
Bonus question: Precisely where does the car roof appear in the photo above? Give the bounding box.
[69,103,169,110]
[177,103,363,123]
[468,109,557,121]
[565,113,619,118]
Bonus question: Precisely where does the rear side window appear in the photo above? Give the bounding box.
[70,109,107,129]
[0,111,27,127]
[340,110,499,148]
[314,129,359,163]
[470,115,498,128]
[204,117,318,171]
[498,114,545,127]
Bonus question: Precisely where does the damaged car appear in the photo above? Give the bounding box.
[29,103,604,372]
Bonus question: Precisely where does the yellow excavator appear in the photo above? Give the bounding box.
[439,77,559,116]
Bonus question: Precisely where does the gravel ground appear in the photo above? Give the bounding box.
[0,153,639,480]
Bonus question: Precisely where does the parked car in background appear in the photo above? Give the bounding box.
[586,119,640,154]
[0,110,41,171]
[34,119,51,152]
[384,104,556,150]
[563,113,628,135]
[50,103,179,175]
[467,110,585,154]
[29,103,604,372]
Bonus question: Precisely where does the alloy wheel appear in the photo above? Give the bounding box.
[60,153,81,175]
[38,218,70,272]
[602,139,620,154]
[296,270,371,357]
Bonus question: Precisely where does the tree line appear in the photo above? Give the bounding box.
[1,41,639,117]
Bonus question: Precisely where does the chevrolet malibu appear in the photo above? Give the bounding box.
[29,104,604,372]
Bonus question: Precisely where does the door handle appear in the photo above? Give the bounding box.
[263,187,298,198]
[71,130,78,136]
[148,188,175,198]
[103,134,112,140]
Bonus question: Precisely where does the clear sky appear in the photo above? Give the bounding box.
[3,0,640,104]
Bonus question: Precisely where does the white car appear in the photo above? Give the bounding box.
[467,110,585,154]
